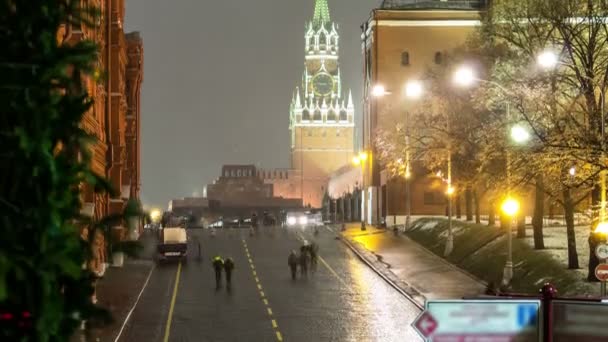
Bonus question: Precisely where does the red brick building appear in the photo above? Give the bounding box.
[59,0,144,273]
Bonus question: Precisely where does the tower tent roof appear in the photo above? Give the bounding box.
[312,0,331,28]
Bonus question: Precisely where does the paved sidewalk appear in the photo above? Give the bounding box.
[338,224,486,303]
[72,231,156,342]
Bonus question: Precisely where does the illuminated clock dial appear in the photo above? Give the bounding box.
[312,73,334,96]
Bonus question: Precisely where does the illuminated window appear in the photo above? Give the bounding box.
[401,51,410,66]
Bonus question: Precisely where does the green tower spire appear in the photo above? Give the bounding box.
[312,0,331,28]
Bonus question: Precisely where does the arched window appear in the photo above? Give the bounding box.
[401,51,410,66]
[302,110,310,121]
[237,170,241,177]
[339,110,347,121]
[319,33,326,47]
[313,109,322,121]
[434,52,443,65]
[327,110,337,122]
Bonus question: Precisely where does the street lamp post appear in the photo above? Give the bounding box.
[453,66,530,283]
[403,81,423,233]
[353,151,369,231]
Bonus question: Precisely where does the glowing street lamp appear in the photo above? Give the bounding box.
[537,50,559,70]
[354,151,370,231]
[501,197,520,286]
[501,198,520,217]
[453,66,476,87]
[372,84,388,97]
[150,209,162,223]
[405,80,423,99]
[359,151,368,162]
[510,124,530,144]
[569,167,576,177]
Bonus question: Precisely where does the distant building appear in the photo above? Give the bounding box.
[287,0,356,208]
[361,0,486,224]
[201,165,302,218]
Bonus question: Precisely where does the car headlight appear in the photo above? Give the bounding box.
[298,216,308,225]
[287,216,297,226]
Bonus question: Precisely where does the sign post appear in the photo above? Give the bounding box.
[595,244,608,297]
[412,300,541,341]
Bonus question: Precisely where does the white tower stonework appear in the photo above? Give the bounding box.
[288,0,355,207]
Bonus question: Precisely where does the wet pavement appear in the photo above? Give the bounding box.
[342,224,486,300]
[117,226,423,342]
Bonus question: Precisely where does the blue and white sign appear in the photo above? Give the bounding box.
[413,299,541,341]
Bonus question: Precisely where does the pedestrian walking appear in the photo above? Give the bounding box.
[224,257,235,289]
[212,255,224,289]
[288,250,298,280]
[309,242,318,273]
[299,250,310,277]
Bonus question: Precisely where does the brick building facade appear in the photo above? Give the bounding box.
[59,0,144,274]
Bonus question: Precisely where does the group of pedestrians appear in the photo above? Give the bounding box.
[288,242,318,280]
[212,256,235,290]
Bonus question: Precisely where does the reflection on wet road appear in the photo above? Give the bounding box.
[119,226,422,341]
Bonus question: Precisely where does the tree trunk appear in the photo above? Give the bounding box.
[473,190,481,224]
[465,186,473,221]
[456,194,462,219]
[488,201,496,226]
[588,230,602,281]
[532,176,545,249]
[563,187,579,269]
[516,212,526,238]
[548,203,555,220]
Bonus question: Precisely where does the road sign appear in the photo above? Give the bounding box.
[412,311,438,338]
[553,301,608,341]
[411,300,540,341]
[596,243,608,260]
[595,264,608,282]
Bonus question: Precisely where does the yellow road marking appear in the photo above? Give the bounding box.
[272,320,278,328]
[260,291,265,297]
[257,284,262,290]
[163,262,182,342]
[276,331,283,341]
[318,255,349,287]
[255,277,260,283]
[248,258,253,263]
[267,308,273,315]
[263,298,269,306]
[253,270,257,276]
[295,232,349,287]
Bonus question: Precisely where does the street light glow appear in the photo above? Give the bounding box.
[359,151,368,161]
[501,198,520,217]
[446,186,456,196]
[510,124,531,144]
[352,156,361,165]
[150,209,161,222]
[537,50,559,69]
[453,66,476,87]
[569,167,576,176]
[596,221,608,235]
[372,84,387,97]
[405,80,423,99]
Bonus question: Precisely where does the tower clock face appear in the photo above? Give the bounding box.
[312,73,334,96]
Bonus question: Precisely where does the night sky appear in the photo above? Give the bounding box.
[124,0,382,208]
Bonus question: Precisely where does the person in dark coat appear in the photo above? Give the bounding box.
[212,256,224,289]
[288,250,298,280]
[224,257,235,288]
[299,249,310,277]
